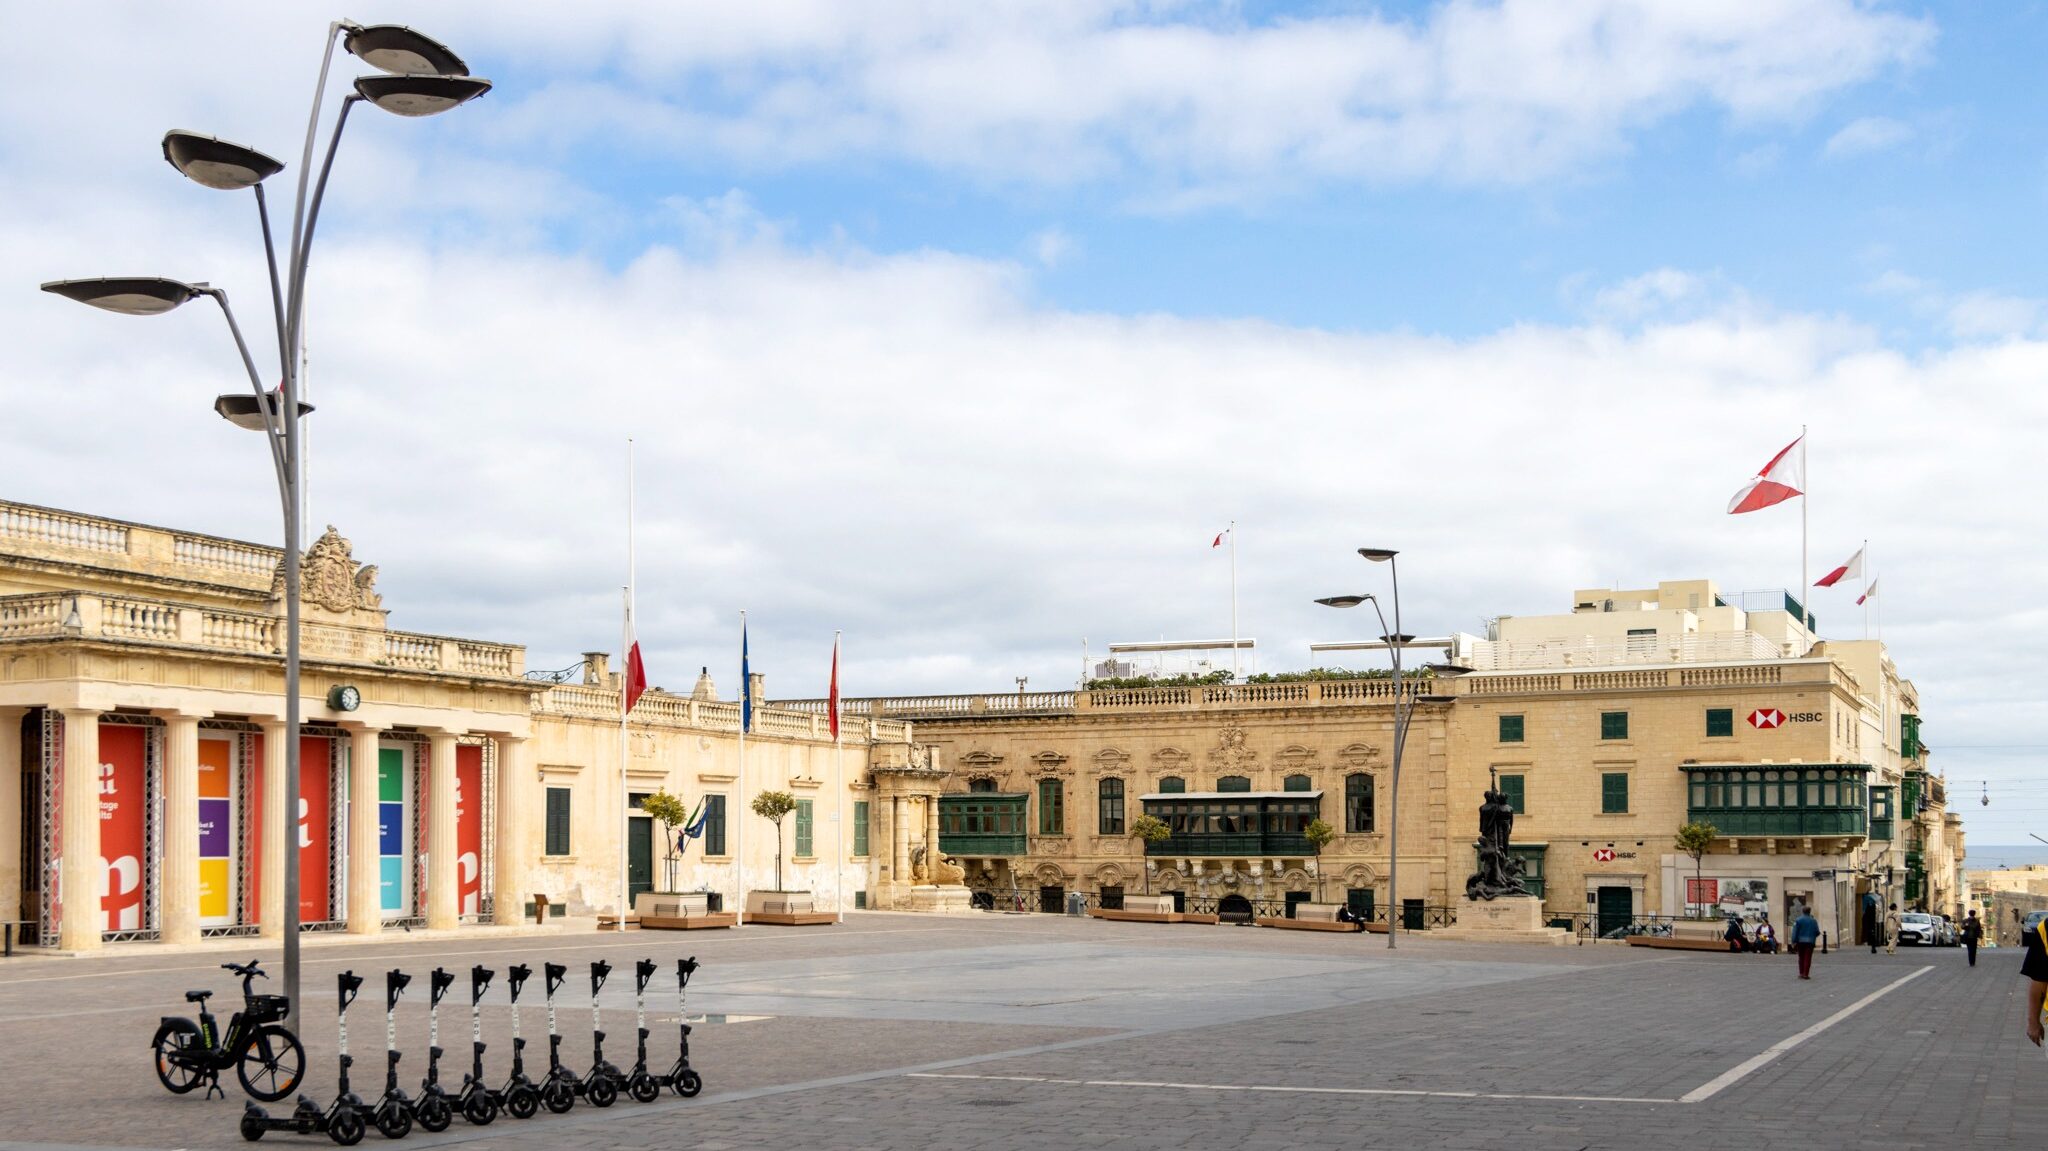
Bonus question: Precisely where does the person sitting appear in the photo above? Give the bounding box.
[1753,915,1778,955]
[1725,915,1750,953]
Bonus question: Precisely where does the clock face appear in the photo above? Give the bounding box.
[331,685,361,712]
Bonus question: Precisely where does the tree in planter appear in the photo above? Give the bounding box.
[1302,818,1337,903]
[1128,814,1169,892]
[1674,820,1718,918]
[637,790,692,893]
[751,790,800,893]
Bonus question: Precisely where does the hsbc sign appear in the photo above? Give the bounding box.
[1749,707,1823,729]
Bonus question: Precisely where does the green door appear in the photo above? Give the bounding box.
[627,817,654,902]
[1285,891,1311,919]
[1596,886,1634,938]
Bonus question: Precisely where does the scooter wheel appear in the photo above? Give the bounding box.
[542,1081,575,1114]
[241,1111,268,1142]
[373,1103,411,1140]
[674,1070,702,1098]
[328,1111,365,1147]
[416,1094,452,1133]
[463,1093,498,1125]
[588,1076,618,1108]
[629,1075,660,1103]
[507,1086,539,1120]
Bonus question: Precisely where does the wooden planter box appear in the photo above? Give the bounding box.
[744,890,835,927]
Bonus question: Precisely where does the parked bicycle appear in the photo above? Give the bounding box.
[153,959,304,1102]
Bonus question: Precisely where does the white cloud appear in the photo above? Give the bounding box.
[1823,115,1914,159]
[1030,226,1077,269]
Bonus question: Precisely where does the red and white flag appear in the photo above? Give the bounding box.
[622,624,647,714]
[1814,545,1864,588]
[1212,528,1230,548]
[1857,579,1878,606]
[1726,434,1805,514]
[827,634,841,741]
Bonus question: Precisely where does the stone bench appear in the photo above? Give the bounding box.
[1258,902,1362,933]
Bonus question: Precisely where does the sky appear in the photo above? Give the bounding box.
[4,2,2046,840]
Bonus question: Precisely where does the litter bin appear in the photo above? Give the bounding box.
[1066,891,1087,917]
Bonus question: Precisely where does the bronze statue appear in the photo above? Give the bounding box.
[1464,786,1529,901]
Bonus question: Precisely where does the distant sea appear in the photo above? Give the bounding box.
[1965,846,2048,872]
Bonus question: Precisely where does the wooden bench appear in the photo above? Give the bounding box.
[643,912,739,931]
[1088,908,1184,924]
[1258,903,1363,933]
[742,911,837,926]
[1626,934,1735,952]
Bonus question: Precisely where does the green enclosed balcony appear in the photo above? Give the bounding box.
[1140,792,1321,857]
[1683,764,1869,838]
[938,793,1029,857]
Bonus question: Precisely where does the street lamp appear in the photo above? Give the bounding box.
[40,18,488,1017]
[1316,546,1409,947]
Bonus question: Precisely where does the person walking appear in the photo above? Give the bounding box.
[2023,915,2048,1046]
[1962,911,1983,967]
[1885,903,1902,956]
[1863,891,1881,954]
[1792,906,1821,980]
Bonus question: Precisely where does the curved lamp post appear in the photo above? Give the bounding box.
[41,18,487,1015]
[1317,546,1409,947]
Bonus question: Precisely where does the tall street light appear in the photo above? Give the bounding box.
[41,20,489,1016]
[1317,546,1410,948]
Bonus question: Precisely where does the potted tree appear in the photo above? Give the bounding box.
[1302,818,1337,903]
[751,789,800,894]
[638,789,692,895]
[1670,820,1720,944]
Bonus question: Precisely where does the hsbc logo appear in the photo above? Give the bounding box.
[1749,709,1785,729]
[1594,848,1616,862]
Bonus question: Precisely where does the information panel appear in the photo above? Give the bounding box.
[197,737,235,927]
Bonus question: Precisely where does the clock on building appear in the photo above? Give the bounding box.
[327,684,361,712]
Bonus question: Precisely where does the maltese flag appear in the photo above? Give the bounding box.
[1212,528,1230,548]
[1857,579,1879,606]
[1727,434,1805,514]
[1815,545,1865,588]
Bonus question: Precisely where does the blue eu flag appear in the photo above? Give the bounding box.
[741,619,753,733]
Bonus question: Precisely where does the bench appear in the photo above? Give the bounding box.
[638,895,739,931]
[643,913,739,931]
[1258,902,1364,933]
[1626,935,1737,952]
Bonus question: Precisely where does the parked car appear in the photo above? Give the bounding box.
[1896,912,1939,946]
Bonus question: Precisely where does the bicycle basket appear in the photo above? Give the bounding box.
[245,994,292,1024]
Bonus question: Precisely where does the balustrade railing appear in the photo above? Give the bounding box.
[172,535,278,577]
[0,593,67,639]
[534,683,908,743]
[0,503,129,554]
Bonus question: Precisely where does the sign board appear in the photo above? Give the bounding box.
[99,724,149,932]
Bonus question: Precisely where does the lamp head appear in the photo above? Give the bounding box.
[1357,548,1399,562]
[353,74,492,117]
[1382,633,1417,645]
[343,24,469,76]
[161,131,283,190]
[41,276,205,316]
[214,392,315,432]
[1316,595,1370,609]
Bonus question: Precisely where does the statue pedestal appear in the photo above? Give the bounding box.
[907,884,975,914]
[1435,895,1573,946]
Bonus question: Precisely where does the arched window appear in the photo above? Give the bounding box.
[1158,776,1185,794]
[1283,774,1312,792]
[1098,778,1125,835]
[1216,775,1251,793]
[1345,773,1375,833]
[969,778,997,793]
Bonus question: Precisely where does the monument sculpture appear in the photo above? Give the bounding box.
[1437,779,1569,945]
[1463,785,1529,901]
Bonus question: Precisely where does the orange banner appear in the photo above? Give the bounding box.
[98,724,148,933]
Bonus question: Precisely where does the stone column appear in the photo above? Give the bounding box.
[58,709,103,952]
[925,796,940,869]
[160,714,203,945]
[0,708,25,931]
[892,796,910,882]
[425,731,459,931]
[493,735,529,925]
[258,722,287,938]
[345,724,383,935]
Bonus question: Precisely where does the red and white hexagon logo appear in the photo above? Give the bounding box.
[1749,708,1786,729]
[1593,848,1617,862]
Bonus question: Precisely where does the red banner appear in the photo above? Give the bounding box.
[1686,877,1718,906]
[298,736,332,923]
[98,724,148,932]
[455,745,484,916]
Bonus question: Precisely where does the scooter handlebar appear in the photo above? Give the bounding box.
[590,960,611,995]
[506,964,531,1002]
[386,969,411,1012]
[337,971,363,1012]
[470,966,494,1004]
[429,967,455,1007]
[677,957,700,988]
[544,962,567,998]
[635,959,657,992]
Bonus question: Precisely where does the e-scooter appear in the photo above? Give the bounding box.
[412,968,454,1132]
[664,957,703,1098]
[494,965,541,1119]
[239,971,373,1145]
[537,963,578,1114]
[578,961,623,1107]
[622,960,663,1102]
[370,971,416,1139]
[452,966,500,1125]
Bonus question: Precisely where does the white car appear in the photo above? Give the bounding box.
[1896,912,1939,946]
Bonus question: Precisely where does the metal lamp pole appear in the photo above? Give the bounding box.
[41,22,489,1015]
[1316,546,1408,948]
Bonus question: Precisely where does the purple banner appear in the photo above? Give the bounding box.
[198,798,232,859]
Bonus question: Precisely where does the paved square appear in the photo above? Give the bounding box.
[0,913,2034,1150]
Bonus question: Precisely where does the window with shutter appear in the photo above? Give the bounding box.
[1499,715,1524,743]
[1158,776,1185,793]
[1706,708,1734,737]
[795,799,814,856]
[1038,779,1064,834]
[1216,775,1251,792]
[852,800,870,856]
[1601,711,1629,740]
[1601,772,1629,814]
[1499,773,1526,814]
[703,795,726,856]
[1098,778,1125,834]
[545,787,572,855]
[1283,774,1312,792]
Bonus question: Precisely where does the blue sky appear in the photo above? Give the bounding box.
[5,1,2047,840]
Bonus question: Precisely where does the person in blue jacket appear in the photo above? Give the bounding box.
[1791,907,1822,980]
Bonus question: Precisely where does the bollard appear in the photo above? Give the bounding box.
[1821,931,1829,955]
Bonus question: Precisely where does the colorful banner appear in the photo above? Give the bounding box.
[98,723,148,932]
[247,733,263,924]
[378,747,409,915]
[299,736,331,923]
[197,737,234,925]
[455,744,484,916]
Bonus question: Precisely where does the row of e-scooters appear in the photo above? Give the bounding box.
[241,957,703,1144]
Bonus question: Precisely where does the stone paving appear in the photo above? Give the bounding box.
[0,912,2034,1150]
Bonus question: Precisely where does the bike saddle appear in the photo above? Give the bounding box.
[185,989,214,1003]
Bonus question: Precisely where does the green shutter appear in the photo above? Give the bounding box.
[704,795,726,856]
[1039,779,1063,834]
[1159,776,1185,793]
[1499,774,1525,814]
[1216,775,1251,792]
[1601,772,1629,814]
[545,787,571,855]
[795,799,813,856]
[1706,708,1733,738]
[852,800,870,856]
[1601,711,1629,740]
[1283,774,1312,792]
[1499,714,1524,743]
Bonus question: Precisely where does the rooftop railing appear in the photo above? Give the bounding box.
[536,682,913,744]
[1,498,281,590]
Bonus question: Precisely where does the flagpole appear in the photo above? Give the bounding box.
[736,609,747,927]
[1800,426,1809,637]
[833,630,845,925]
[618,438,634,934]
[1862,539,1870,641]
[1229,520,1239,680]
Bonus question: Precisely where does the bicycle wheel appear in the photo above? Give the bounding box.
[328,1109,365,1147]
[237,1026,306,1102]
[153,1027,207,1094]
[506,1084,539,1120]
[416,1093,452,1133]
[674,1069,702,1098]
[587,1075,617,1108]
[373,1101,410,1140]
